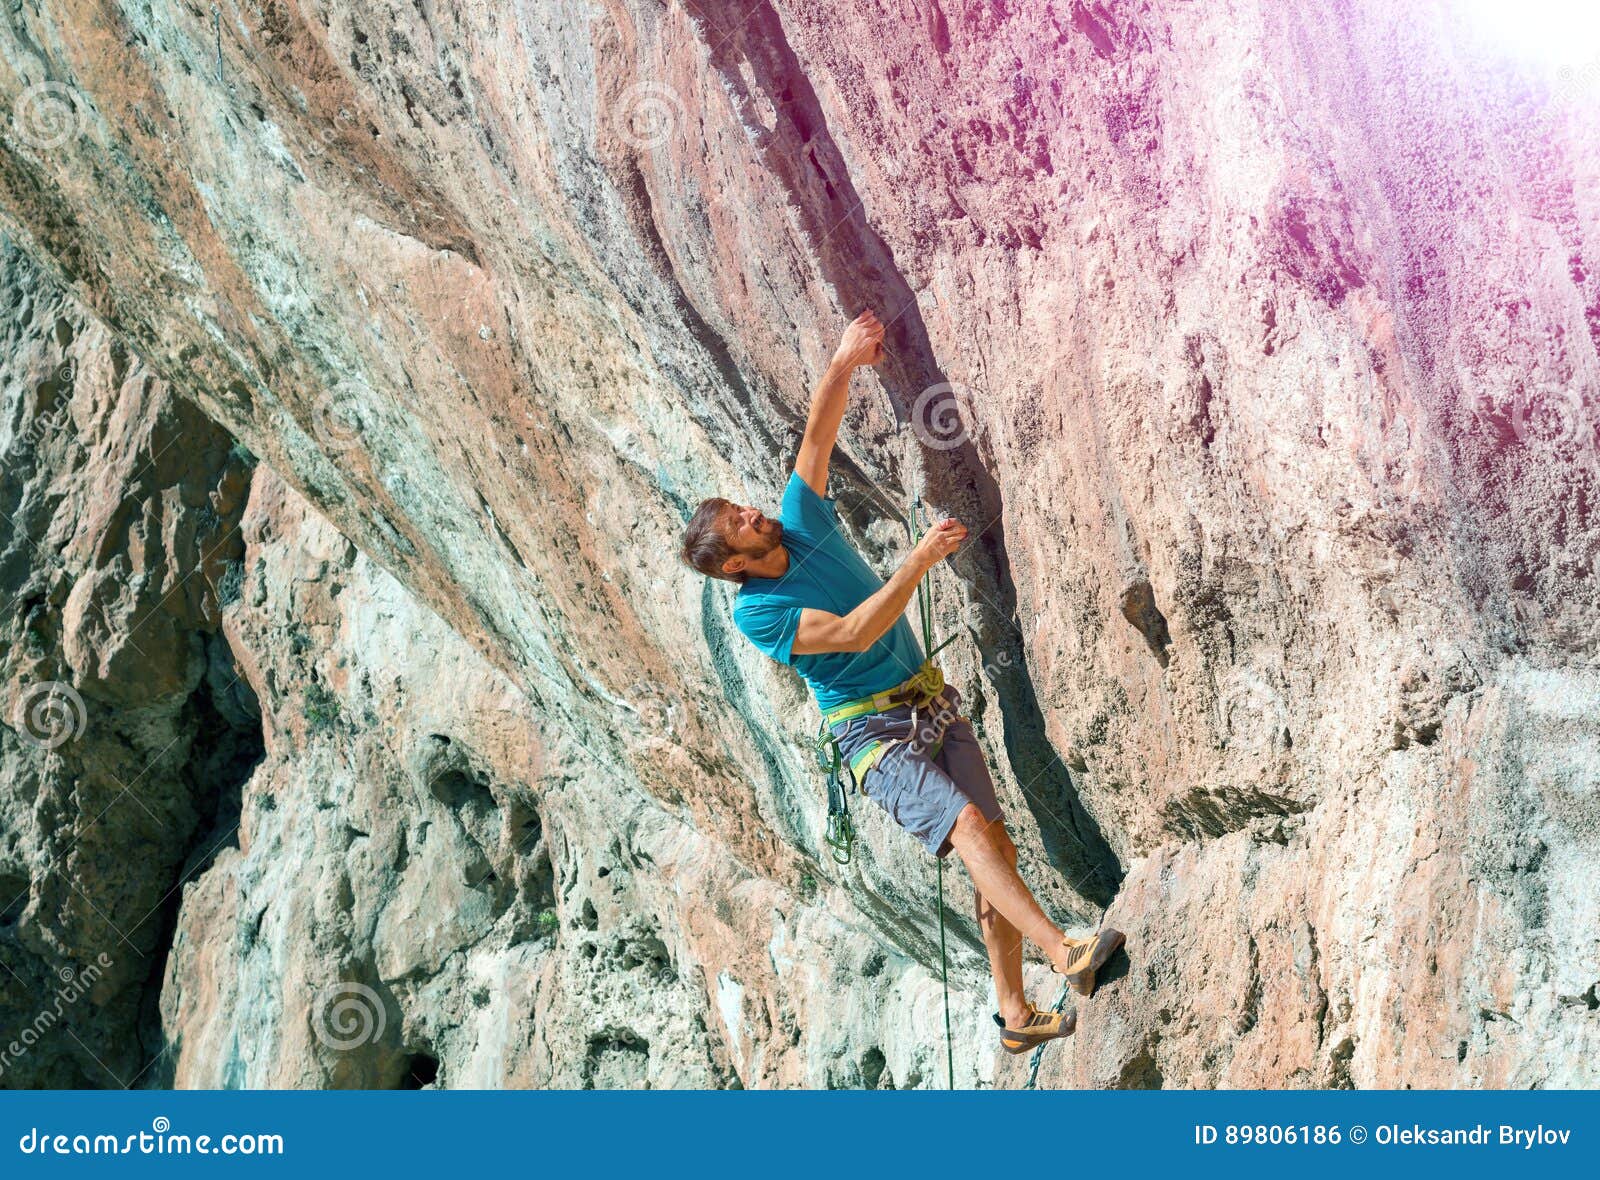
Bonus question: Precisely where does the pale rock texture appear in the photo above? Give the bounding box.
[161,465,991,1088]
[0,0,1597,1087]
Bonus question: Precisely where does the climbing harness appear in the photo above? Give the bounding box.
[816,658,951,788]
[812,494,963,865]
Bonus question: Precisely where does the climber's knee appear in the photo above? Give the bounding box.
[947,802,989,852]
[949,803,1011,861]
[994,823,1018,867]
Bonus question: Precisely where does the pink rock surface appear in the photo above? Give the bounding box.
[1,1,1596,1086]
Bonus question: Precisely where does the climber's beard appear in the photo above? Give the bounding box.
[739,514,784,558]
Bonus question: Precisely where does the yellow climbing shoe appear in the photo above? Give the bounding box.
[994,1004,1077,1055]
[1055,927,1126,998]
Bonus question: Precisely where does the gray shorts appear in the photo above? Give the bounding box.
[829,686,1004,858]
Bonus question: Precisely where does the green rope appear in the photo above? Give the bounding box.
[912,496,935,654]
[1024,982,1071,1090]
[912,495,957,1090]
[936,855,954,1089]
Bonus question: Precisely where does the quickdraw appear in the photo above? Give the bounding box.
[813,723,857,865]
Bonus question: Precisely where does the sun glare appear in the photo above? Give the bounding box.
[1460,0,1600,69]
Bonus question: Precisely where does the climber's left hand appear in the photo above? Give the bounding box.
[833,309,885,370]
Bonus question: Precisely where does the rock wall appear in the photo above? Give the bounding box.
[0,240,258,1086]
[1,1,1597,1087]
[4,247,1002,1089]
[162,464,1002,1089]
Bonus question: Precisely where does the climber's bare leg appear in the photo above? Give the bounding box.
[973,821,1028,1027]
[947,804,1080,975]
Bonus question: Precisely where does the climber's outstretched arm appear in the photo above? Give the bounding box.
[793,309,884,496]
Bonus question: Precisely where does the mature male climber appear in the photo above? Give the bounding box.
[679,310,1124,1056]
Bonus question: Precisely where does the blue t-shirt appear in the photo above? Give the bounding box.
[733,473,925,710]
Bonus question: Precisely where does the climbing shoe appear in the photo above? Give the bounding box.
[1055,927,1126,998]
[993,1004,1076,1055]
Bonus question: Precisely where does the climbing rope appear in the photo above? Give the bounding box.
[936,853,954,1090]
[809,455,1077,1089]
[909,495,960,1092]
[1023,982,1072,1090]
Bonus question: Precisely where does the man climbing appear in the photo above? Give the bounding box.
[679,310,1123,1059]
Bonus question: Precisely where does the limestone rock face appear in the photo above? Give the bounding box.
[0,241,258,1086]
[3,250,994,1091]
[2,1,1597,1087]
[161,465,1003,1089]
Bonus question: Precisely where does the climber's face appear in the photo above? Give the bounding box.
[720,503,784,572]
